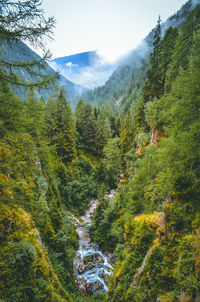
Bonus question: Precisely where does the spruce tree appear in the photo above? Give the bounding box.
[120,110,134,172]
[96,110,111,157]
[159,26,178,94]
[75,102,97,154]
[165,4,200,91]
[143,16,162,102]
[0,78,25,137]
[47,89,77,163]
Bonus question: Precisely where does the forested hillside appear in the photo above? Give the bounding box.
[0,39,86,101]
[0,1,120,301]
[89,3,200,301]
[1,0,200,301]
[79,0,197,114]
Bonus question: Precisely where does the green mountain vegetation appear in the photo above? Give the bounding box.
[89,3,200,301]
[0,39,87,101]
[0,25,86,101]
[1,0,200,301]
[79,0,196,115]
[0,81,118,301]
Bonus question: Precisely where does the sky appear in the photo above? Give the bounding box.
[42,0,187,62]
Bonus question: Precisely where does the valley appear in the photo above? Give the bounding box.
[1,0,200,301]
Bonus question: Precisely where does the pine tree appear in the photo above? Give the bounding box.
[24,88,46,138]
[159,26,178,94]
[165,4,200,91]
[143,16,162,102]
[75,99,85,148]
[96,110,111,157]
[75,102,97,154]
[120,110,134,172]
[47,89,77,163]
[0,78,25,137]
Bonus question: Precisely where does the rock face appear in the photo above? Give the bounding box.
[150,127,161,147]
[73,191,116,295]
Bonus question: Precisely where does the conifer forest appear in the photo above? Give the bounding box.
[1,1,200,301]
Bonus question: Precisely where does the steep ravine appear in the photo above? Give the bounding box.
[73,191,116,296]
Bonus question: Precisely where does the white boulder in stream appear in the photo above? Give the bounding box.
[73,191,116,295]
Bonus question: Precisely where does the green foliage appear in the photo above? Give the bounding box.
[64,177,98,215]
[0,0,59,87]
[75,101,97,154]
[12,241,36,275]
[143,16,162,103]
[47,89,77,163]
[2,2,200,301]
[159,26,179,93]
[72,292,106,302]
[0,204,72,302]
[0,78,106,299]
[90,185,119,251]
[102,137,121,188]
[106,214,159,302]
[165,3,200,91]
[96,109,112,156]
[0,79,25,137]
[120,110,135,172]
[95,5,200,301]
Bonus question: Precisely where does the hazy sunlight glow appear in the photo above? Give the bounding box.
[42,0,186,61]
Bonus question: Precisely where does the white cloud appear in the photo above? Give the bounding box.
[66,62,72,66]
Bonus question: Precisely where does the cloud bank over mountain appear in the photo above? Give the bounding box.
[49,51,119,89]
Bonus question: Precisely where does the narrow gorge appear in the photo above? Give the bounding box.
[1,1,200,301]
[73,191,116,296]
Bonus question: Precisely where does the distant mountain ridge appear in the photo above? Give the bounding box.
[0,39,87,101]
[50,50,118,89]
[79,0,199,109]
[51,50,98,68]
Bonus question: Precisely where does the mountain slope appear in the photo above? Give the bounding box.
[89,3,200,301]
[0,39,86,101]
[51,50,98,68]
[80,0,199,110]
[50,50,118,89]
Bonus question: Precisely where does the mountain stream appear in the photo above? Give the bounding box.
[73,191,116,295]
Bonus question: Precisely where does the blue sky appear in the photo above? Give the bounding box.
[42,0,186,61]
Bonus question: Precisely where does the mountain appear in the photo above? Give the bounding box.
[99,2,200,300]
[51,50,98,68]
[0,39,87,101]
[50,50,118,89]
[80,0,199,111]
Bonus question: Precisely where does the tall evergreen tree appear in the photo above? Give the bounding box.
[96,110,111,157]
[24,88,46,138]
[0,78,25,137]
[75,102,97,154]
[143,16,162,102]
[159,26,179,94]
[165,4,200,91]
[120,110,134,172]
[47,89,77,163]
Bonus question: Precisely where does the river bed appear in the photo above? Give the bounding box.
[73,190,116,296]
